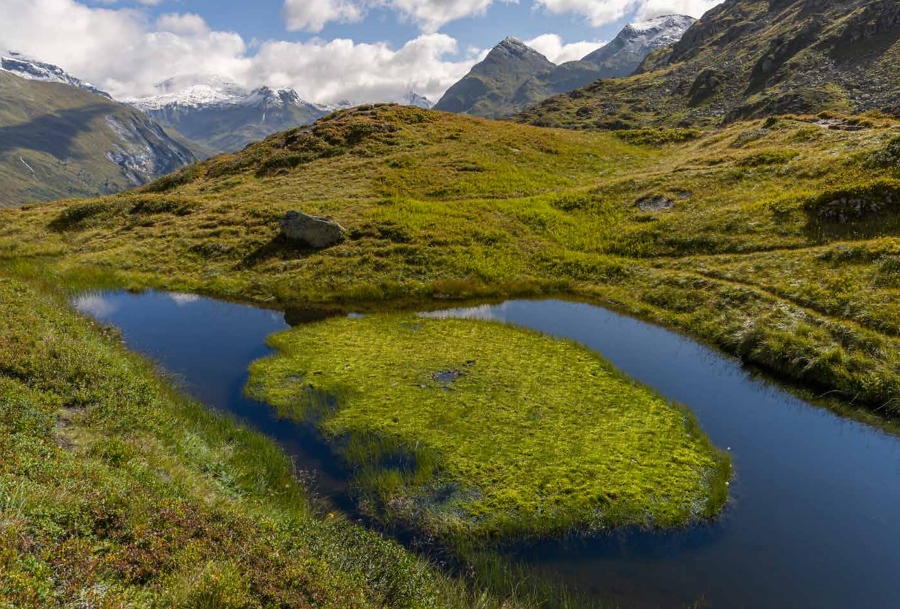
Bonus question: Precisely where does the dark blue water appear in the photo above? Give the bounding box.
[71,291,351,503]
[73,292,900,609]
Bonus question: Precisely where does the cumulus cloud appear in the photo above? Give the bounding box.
[284,0,502,34]
[387,0,496,33]
[635,0,721,19]
[283,0,365,32]
[524,34,607,64]
[0,0,479,103]
[535,0,720,25]
[249,34,481,103]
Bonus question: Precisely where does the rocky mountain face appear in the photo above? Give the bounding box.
[434,16,696,119]
[126,76,330,156]
[518,0,900,129]
[0,70,195,207]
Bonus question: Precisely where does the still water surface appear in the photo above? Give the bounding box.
[74,291,900,609]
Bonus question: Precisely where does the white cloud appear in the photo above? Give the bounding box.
[283,0,504,34]
[0,0,479,104]
[250,34,480,103]
[388,0,496,33]
[155,13,211,36]
[534,0,720,25]
[524,34,607,64]
[636,0,721,19]
[534,0,633,26]
[283,0,364,32]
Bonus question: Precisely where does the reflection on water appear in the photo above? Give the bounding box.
[74,292,900,609]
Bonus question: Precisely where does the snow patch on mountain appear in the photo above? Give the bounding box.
[400,91,434,109]
[125,75,321,113]
[619,15,697,48]
[0,52,110,98]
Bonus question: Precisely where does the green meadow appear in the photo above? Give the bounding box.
[2,105,898,420]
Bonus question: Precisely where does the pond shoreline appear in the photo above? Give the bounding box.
[71,289,900,609]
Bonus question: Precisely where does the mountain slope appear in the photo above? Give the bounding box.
[128,76,329,156]
[0,71,195,207]
[434,17,695,119]
[541,15,697,95]
[1,52,111,98]
[5,105,900,419]
[433,38,555,118]
[518,0,900,129]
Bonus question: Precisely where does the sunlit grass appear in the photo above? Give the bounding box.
[248,315,730,540]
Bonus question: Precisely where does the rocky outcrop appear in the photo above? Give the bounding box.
[279,211,346,248]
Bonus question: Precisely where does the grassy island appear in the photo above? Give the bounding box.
[248,315,730,539]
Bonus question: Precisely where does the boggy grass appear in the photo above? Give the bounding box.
[0,272,563,609]
[247,315,731,541]
[3,106,900,417]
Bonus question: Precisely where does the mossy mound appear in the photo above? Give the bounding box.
[248,315,730,540]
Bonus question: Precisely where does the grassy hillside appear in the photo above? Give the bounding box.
[0,72,195,207]
[518,0,900,130]
[3,104,900,423]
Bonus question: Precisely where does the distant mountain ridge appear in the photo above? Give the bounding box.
[125,75,330,157]
[434,15,696,118]
[0,69,195,207]
[518,0,900,129]
[401,91,434,109]
[1,52,110,98]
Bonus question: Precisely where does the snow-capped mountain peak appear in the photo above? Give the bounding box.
[0,51,110,98]
[125,75,250,111]
[400,91,434,109]
[125,75,321,113]
[620,15,697,44]
[582,14,696,70]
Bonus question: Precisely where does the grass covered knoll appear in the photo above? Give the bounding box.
[0,272,561,609]
[3,105,900,420]
[248,315,730,539]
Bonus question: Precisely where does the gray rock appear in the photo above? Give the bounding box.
[279,211,345,248]
[636,196,674,212]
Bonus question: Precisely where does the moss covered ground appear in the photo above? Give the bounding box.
[248,315,730,539]
[2,105,898,421]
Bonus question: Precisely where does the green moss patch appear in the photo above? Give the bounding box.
[248,315,730,539]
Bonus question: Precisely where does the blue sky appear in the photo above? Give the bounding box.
[124,0,634,52]
[3,0,721,103]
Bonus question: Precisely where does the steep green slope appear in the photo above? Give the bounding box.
[3,105,900,422]
[519,0,900,129]
[0,72,195,207]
